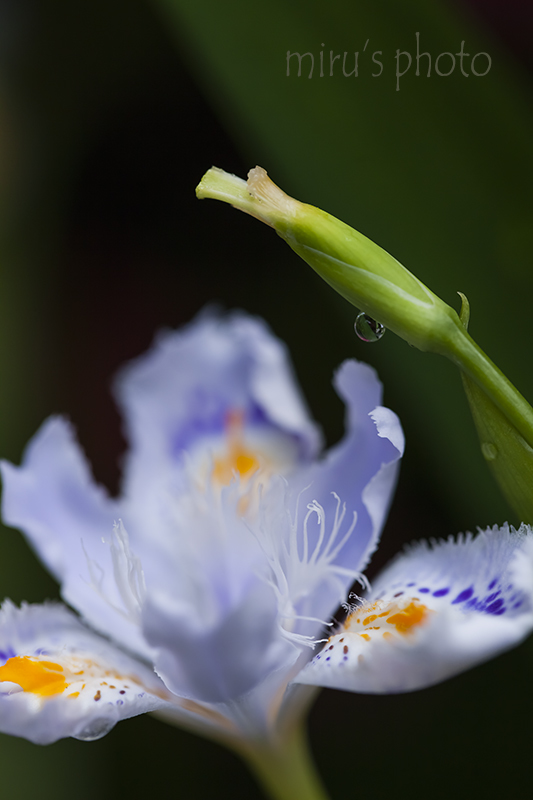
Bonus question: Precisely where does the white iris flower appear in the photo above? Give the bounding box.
[0,311,531,750]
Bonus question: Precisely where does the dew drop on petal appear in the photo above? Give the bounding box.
[73,717,116,742]
[354,313,386,343]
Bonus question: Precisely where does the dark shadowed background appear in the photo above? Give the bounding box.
[0,0,532,797]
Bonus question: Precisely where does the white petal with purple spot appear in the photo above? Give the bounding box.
[0,602,180,744]
[295,524,533,693]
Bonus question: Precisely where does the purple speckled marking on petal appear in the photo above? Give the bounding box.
[484,591,500,604]
[452,586,474,604]
[0,647,16,664]
[406,582,416,588]
[485,599,505,614]
[488,578,498,590]
[513,601,523,609]
[418,588,430,594]
[433,588,450,597]
[326,657,331,662]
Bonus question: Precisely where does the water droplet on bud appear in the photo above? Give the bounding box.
[481,442,498,461]
[354,313,386,342]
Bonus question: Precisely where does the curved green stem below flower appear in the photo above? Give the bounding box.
[237,723,331,800]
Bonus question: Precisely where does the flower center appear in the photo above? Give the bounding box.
[346,597,430,642]
[211,410,261,486]
[0,656,67,696]
[0,653,160,706]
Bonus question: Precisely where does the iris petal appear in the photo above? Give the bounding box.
[0,602,177,744]
[0,311,404,738]
[296,524,533,693]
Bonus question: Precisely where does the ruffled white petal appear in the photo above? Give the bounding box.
[0,417,117,583]
[114,311,322,514]
[295,524,533,693]
[0,419,151,660]
[285,361,404,628]
[0,602,177,744]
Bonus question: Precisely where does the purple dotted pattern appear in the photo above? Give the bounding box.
[375,573,525,619]
[416,575,526,617]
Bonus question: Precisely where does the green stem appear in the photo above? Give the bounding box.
[441,318,533,452]
[238,725,330,800]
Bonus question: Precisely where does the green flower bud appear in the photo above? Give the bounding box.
[197,166,458,353]
[197,166,533,521]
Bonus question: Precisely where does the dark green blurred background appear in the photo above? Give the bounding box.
[0,0,532,797]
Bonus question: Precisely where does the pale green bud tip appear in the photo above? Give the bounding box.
[196,166,299,229]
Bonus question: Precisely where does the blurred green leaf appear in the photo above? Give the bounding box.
[462,370,533,523]
[457,295,533,523]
